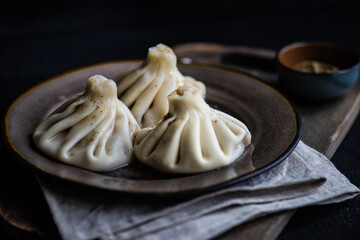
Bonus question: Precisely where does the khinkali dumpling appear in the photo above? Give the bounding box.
[33,75,139,171]
[116,43,206,127]
[134,86,251,174]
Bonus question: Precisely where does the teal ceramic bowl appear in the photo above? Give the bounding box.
[276,42,360,100]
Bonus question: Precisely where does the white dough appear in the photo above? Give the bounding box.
[33,75,139,171]
[134,86,251,174]
[116,43,206,127]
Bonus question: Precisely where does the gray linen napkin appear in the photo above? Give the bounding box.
[38,141,360,240]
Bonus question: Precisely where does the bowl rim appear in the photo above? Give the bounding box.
[276,41,360,76]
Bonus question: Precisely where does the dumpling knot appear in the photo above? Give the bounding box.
[147,43,177,70]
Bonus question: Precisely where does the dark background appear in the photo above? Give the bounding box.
[1,1,360,239]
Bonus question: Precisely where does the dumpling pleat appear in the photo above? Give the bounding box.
[212,117,242,156]
[180,111,204,168]
[135,116,175,157]
[117,67,147,95]
[214,110,249,133]
[120,69,157,106]
[36,97,85,135]
[86,103,116,159]
[142,74,176,126]
[131,73,164,124]
[39,97,95,143]
[108,104,134,156]
[199,113,227,162]
[42,96,85,125]
[214,110,251,144]
[60,101,110,157]
[152,113,188,168]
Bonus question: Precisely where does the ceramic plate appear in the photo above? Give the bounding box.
[3,61,301,196]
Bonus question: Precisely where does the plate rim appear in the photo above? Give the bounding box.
[2,60,302,197]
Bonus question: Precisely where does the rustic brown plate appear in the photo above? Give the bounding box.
[3,61,301,196]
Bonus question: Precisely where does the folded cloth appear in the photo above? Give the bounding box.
[38,141,360,240]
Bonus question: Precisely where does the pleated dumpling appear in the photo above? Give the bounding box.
[116,43,206,128]
[33,75,139,171]
[134,86,251,174]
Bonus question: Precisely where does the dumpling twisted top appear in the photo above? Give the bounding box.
[134,86,251,174]
[116,43,206,128]
[33,75,139,171]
